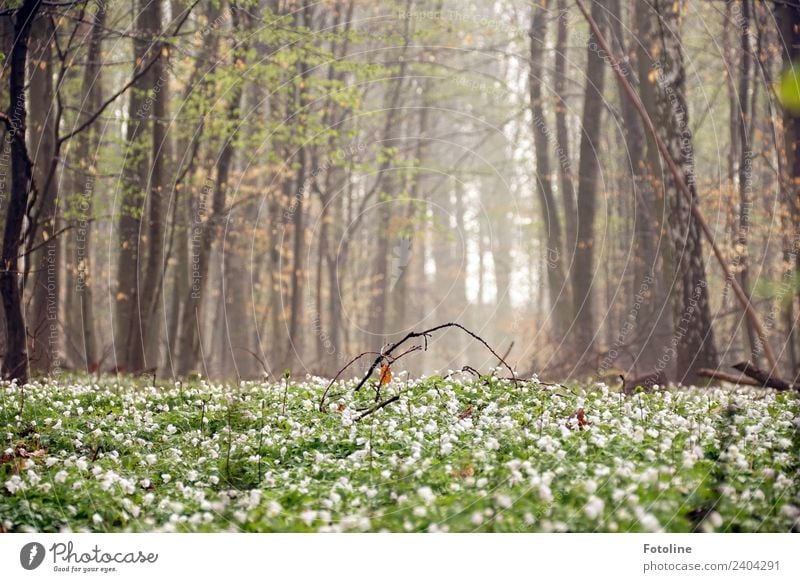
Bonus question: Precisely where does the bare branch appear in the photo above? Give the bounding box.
[57,0,201,144]
[353,322,518,394]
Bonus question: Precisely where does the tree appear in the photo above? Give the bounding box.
[553,0,577,296]
[1,0,42,383]
[67,0,106,371]
[176,2,249,376]
[529,0,569,336]
[608,0,669,374]
[27,13,59,374]
[572,0,607,366]
[645,0,718,383]
[778,0,800,371]
[114,0,163,372]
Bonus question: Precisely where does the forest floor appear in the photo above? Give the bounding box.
[1,374,798,532]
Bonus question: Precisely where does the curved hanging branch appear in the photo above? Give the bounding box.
[353,322,518,393]
[318,323,518,412]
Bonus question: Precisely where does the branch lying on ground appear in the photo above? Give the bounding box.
[697,363,799,391]
[731,362,798,391]
[696,368,762,387]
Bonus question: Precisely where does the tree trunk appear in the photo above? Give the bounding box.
[572,0,607,366]
[608,0,666,374]
[114,0,160,372]
[142,0,168,370]
[165,0,221,376]
[176,6,246,376]
[1,0,42,383]
[779,0,800,373]
[367,191,391,347]
[286,4,314,369]
[529,0,569,336]
[734,0,758,363]
[70,1,106,371]
[27,15,60,375]
[648,0,718,383]
[554,0,577,288]
[287,135,307,367]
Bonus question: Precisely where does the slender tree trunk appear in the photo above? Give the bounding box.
[529,0,569,336]
[115,0,160,372]
[365,17,409,351]
[286,4,314,368]
[221,211,253,379]
[572,0,607,366]
[27,15,60,375]
[554,0,577,284]
[367,189,391,346]
[287,134,307,366]
[176,6,247,375]
[485,181,513,326]
[325,186,344,371]
[165,0,221,376]
[734,0,758,363]
[143,0,168,370]
[724,1,739,187]
[778,0,800,372]
[397,94,431,370]
[1,0,42,383]
[70,1,106,371]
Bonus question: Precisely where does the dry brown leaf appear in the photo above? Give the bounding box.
[379,363,392,386]
[566,408,592,431]
[457,405,473,420]
[451,464,475,479]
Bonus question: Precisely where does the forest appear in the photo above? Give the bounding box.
[0,0,799,534]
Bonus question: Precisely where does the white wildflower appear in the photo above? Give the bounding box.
[584,496,604,520]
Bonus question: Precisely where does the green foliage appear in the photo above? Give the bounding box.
[752,272,800,305]
[779,61,800,115]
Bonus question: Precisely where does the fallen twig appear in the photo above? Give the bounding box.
[537,380,570,390]
[443,365,481,380]
[319,351,381,412]
[355,395,400,422]
[696,368,762,387]
[731,361,798,391]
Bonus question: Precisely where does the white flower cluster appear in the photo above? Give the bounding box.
[0,376,797,532]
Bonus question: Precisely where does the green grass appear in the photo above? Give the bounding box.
[1,374,798,532]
